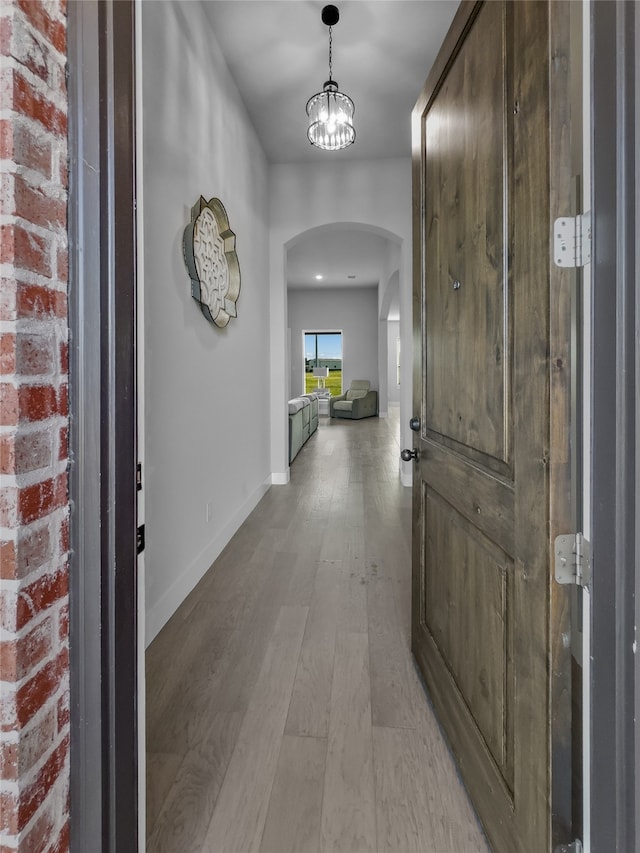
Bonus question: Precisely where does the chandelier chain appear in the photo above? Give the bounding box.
[328,25,333,80]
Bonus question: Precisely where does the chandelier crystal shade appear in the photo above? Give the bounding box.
[306,5,355,151]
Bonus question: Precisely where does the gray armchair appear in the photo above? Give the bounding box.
[330,380,378,420]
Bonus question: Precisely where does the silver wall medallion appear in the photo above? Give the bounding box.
[183,197,241,328]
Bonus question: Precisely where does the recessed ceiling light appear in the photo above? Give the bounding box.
[315,274,323,280]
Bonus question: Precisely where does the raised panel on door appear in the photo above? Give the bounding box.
[425,0,509,472]
[423,486,514,787]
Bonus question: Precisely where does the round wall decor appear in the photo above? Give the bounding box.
[183,196,240,328]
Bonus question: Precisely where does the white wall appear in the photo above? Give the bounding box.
[142,2,271,643]
[378,259,401,416]
[288,288,379,397]
[387,320,401,404]
[270,158,414,485]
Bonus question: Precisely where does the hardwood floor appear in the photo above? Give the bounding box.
[146,408,490,853]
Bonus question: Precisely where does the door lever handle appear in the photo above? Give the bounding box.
[401,448,419,462]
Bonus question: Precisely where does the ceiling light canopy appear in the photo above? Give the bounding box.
[306,5,355,151]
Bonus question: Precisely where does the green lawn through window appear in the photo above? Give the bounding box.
[305,370,342,397]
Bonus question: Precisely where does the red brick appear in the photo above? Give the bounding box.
[0,433,15,474]
[18,735,69,832]
[12,174,66,232]
[17,0,66,57]
[16,332,55,377]
[12,120,52,178]
[0,118,13,160]
[56,690,68,732]
[55,245,67,284]
[2,12,48,89]
[14,428,52,473]
[2,708,56,781]
[0,485,17,528]
[0,539,17,579]
[0,277,17,321]
[0,17,11,60]
[59,516,68,554]
[16,282,66,319]
[13,650,68,729]
[14,806,54,852]
[8,68,67,136]
[0,333,16,374]
[0,583,17,632]
[53,470,66,506]
[18,472,67,524]
[58,341,67,374]
[0,638,17,681]
[0,382,19,425]
[57,603,67,646]
[0,225,14,264]
[0,739,18,780]
[3,730,68,835]
[10,16,51,89]
[18,384,56,421]
[16,522,52,577]
[16,566,67,631]
[0,790,18,835]
[56,383,67,417]
[57,425,67,462]
[0,223,52,278]
[0,617,53,681]
[50,818,70,853]
[15,224,52,278]
[58,155,67,192]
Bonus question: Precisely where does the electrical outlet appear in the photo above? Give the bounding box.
[206,501,212,523]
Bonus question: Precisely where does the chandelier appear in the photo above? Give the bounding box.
[306,5,355,151]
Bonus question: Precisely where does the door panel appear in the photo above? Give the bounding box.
[424,486,512,781]
[411,3,568,851]
[425,0,508,468]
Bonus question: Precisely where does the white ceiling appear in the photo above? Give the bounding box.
[287,229,393,289]
[202,1,458,297]
[203,0,459,164]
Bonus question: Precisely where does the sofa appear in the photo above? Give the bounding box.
[288,393,319,463]
[330,380,378,420]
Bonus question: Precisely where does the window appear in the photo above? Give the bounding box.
[304,331,342,395]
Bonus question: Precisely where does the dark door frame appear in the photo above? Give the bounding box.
[590,1,638,850]
[67,1,138,849]
[64,0,639,850]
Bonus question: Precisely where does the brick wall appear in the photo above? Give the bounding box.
[0,1,69,851]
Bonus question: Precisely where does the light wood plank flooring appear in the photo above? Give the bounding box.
[146,408,490,853]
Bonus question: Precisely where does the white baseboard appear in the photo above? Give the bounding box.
[145,475,272,646]
[271,471,290,485]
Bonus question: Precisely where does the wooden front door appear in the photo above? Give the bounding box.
[410,3,574,851]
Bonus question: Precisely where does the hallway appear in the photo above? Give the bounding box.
[145,409,489,853]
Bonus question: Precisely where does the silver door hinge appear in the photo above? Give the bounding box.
[555,841,583,853]
[553,211,591,268]
[555,533,591,588]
